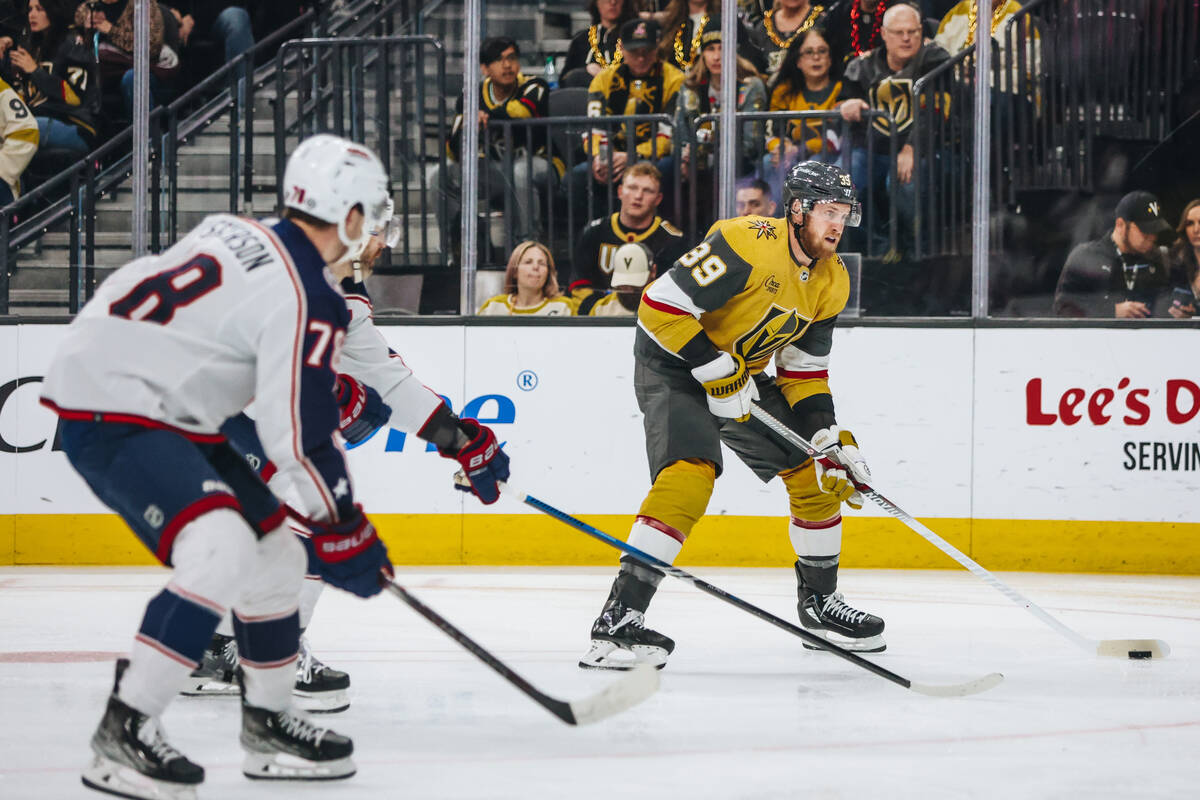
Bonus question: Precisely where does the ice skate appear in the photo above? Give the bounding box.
[797,584,886,653]
[81,659,204,800]
[179,633,238,696]
[240,686,355,781]
[579,602,675,670]
[292,637,350,713]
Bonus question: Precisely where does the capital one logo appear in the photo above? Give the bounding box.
[0,376,60,453]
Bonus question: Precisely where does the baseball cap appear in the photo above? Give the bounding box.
[620,18,660,51]
[610,242,653,288]
[1115,191,1173,242]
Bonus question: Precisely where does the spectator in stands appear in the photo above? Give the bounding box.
[74,0,178,118]
[681,17,765,221]
[0,68,38,203]
[437,36,557,252]
[1053,191,1175,318]
[563,0,638,85]
[659,0,766,74]
[162,3,252,63]
[824,0,899,67]
[477,240,575,316]
[570,160,686,310]
[762,23,842,197]
[566,18,683,225]
[588,240,656,316]
[746,0,827,77]
[839,2,951,257]
[734,176,776,216]
[1167,199,1200,318]
[3,0,97,163]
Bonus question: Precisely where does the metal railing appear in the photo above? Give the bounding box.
[0,0,412,315]
[273,36,450,273]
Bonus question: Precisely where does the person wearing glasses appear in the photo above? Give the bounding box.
[761,24,843,199]
[837,2,950,260]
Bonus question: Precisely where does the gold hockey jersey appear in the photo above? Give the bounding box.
[636,215,849,409]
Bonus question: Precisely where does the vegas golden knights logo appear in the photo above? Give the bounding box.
[735,305,811,363]
[871,78,913,136]
[598,242,619,274]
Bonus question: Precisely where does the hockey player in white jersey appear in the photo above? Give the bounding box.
[191,200,512,713]
[41,134,397,799]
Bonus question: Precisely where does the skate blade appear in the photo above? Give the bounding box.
[179,680,239,697]
[293,688,350,714]
[578,640,669,671]
[242,751,356,781]
[801,630,887,653]
[82,755,199,800]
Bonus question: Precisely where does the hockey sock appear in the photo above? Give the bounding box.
[232,526,306,710]
[298,575,325,630]
[121,510,258,715]
[782,465,842,595]
[637,459,716,536]
[233,610,301,711]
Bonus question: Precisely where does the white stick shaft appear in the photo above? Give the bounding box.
[746,404,1099,653]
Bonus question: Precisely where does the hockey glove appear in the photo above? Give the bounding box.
[335,374,392,444]
[440,419,510,505]
[690,351,759,422]
[308,506,393,598]
[811,426,871,510]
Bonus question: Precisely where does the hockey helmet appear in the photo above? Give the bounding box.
[282,134,391,259]
[782,162,862,228]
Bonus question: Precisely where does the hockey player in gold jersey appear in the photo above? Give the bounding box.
[580,161,884,671]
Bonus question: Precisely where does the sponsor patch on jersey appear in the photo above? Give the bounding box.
[765,276,781,294]
[747,219,777,240]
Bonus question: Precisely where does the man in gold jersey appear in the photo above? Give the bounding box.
[579,162,884,671]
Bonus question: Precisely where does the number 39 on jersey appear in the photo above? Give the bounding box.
[678,242,727,287]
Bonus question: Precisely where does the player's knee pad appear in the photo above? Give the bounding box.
[638,459,717,538]
[781,463,842,523]
[235,524,307,618]
[169,507,259,610]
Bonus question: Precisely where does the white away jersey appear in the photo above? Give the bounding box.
[338,278,444,433]
[41,215,357,522]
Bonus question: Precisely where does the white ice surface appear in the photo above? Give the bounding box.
[1,566,1197,800]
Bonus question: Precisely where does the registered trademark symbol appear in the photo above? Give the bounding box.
[516,370,538,391]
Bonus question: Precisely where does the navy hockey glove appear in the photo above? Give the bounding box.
[308,506,393,598]
[335,374,391,444]
[440,419,510,505]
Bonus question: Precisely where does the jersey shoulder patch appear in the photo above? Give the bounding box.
[659,218,683,237]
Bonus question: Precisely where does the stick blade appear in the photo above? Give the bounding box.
[1095,639,1171,660]
[909,671,1004,698]
[566,664,661,725]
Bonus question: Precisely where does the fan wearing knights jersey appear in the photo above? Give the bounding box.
[42,134,401,799]
[193,198,511,714]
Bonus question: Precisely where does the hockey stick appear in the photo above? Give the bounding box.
[747,403,1171,661]
[382,577,660,724]
[499,484,1002,698]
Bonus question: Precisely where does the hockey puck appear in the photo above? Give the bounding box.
[1128,650,1152,659]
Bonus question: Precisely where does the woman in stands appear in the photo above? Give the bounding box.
[761,24,841,196]
[1168,199,1200,318]
[477,240,576,316]
[563,0,639,85]
[2,0,97,161]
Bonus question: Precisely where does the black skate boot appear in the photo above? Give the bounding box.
[293,636,350,714]
[82,658,205,800]
[795,560,885,652]
[579,566,674,670]
[180,633,238,696]
[239,673,355,780]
